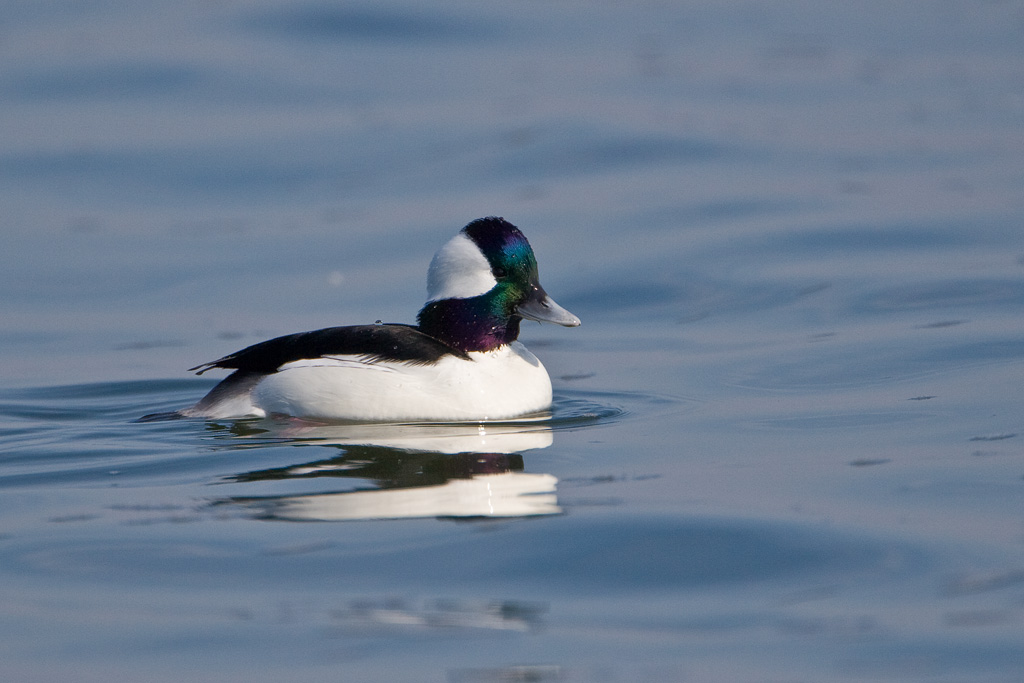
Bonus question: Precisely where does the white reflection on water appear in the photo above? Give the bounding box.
[267,417,554,454]
[243,471,560,521]
[215,419,560,521]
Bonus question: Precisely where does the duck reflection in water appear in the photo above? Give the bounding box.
[209,420,561,522]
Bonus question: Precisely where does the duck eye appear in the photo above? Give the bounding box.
[493,266,508,279]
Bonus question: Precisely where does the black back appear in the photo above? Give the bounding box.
[189,324,468,375]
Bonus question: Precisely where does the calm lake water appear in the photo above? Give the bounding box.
[3,1,1024,681]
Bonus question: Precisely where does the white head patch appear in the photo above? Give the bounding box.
[426,232,497,302]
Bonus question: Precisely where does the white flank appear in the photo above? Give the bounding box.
[249,341,552,421]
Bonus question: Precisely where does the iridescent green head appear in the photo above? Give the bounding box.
[418,217,580,353]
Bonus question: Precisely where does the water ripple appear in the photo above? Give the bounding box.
[0,380,686,491]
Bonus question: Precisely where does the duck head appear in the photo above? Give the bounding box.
[417,217,580,352]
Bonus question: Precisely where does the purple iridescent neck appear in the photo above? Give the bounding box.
[416,295,521,353]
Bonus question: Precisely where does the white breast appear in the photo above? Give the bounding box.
[249,341,553,422]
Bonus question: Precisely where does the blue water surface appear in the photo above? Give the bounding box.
[2,1,1024,681]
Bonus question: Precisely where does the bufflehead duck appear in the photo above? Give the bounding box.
[171,217,580,422]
